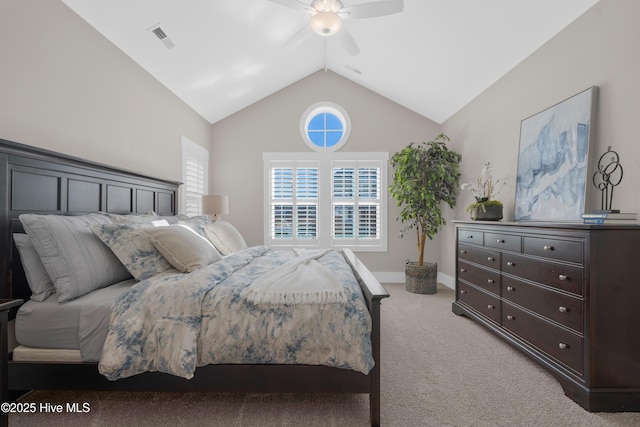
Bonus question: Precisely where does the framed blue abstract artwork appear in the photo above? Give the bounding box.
[515,86,598,221]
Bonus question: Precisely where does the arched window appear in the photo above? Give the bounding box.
[300,102,351,152]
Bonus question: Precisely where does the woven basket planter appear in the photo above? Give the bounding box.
[405,261,438,294]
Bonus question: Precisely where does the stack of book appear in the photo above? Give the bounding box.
[581,211,638,224]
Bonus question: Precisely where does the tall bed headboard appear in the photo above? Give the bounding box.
[0,139,181,301]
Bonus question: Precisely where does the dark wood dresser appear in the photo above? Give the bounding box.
[452,220,640,412]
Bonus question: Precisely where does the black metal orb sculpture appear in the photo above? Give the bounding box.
[592,146,623,211]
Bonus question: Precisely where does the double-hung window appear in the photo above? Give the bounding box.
[264,152,388,251]
[332,160,382,246]
[268,160,320,246]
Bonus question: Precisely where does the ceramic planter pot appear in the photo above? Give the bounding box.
[470,203,503,221]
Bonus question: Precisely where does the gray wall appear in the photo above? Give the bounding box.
[211,70,443,274]
[441,0,640,278]
[0,0,210,182]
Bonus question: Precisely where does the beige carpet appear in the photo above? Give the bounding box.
[10,283,640,426]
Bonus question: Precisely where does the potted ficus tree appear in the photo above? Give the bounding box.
[390,133,462,294]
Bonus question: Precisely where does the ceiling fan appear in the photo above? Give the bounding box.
[268,0,404,55]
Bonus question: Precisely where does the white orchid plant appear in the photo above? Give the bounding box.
[461,162,509,212]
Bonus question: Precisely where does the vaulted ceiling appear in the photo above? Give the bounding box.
[60,0,599,124]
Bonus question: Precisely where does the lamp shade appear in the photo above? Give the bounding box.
[202,194,229,218]
[310,11,342,36]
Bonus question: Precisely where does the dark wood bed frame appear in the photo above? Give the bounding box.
[0,139,389,426]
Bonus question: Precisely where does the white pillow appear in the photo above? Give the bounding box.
[162,214,191,224]
[13,233,56,302]
[100,212,159,224]
[19,213,131,303]
[90,222,174,281]
[101,212,189,224]
[178,215,213,239]
[144,225,221,273]
[204,221,248,256]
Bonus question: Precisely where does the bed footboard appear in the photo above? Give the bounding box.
[342,249,390,426]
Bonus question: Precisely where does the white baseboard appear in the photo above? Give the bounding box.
[372,272,455,290]
[438,272,455,290]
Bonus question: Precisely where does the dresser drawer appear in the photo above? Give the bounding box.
[503,301,583,375]
[458,282,501,323]
[523,236,583,264]
[502,276,584,333]
[458,244,500,270]
[458,260,501,295]
[502,253,583,296]
[458,228,483,245]
[485,232,521,252]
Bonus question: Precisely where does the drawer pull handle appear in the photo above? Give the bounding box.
[487,304,495,309]
[460,290,467,294]
[460,250,467,254]
[460,268,467,273]
[506,286,515,292]
[467,235,474,239]
[558,274,568,281]
[487,257,494,261]
[543,245,555,251]
[558,343,568,350]
[487,279,495,284]
[506,315,515,320]
[496,239,505,243]
[558,306,568,313]
[506,261,515,267]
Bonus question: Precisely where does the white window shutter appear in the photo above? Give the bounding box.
[263,152,387,252]
[266,162,319,245]
[181,137,208,216]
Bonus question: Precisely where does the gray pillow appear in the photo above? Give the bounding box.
[204,221,248,256]
[19,213,131,303]
[12,233,56,302]
[90,222,174,280]
[144,225,221,273]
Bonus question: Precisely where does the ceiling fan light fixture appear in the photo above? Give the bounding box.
[310,11,342,36]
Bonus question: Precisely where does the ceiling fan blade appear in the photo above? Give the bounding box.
[340,0,404,19]
[337,28,360,56]
[284,24,313,49]
[267,0,313,12]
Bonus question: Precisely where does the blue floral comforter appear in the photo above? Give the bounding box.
[98,246,374,380]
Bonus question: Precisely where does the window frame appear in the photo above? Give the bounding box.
[181,136,209,216]
[300,102,351,152]
[266,159,321,247]
[264,152,388,252]
[330,159,384,248]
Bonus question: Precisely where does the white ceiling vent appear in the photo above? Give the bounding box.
[150,26,175,49]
